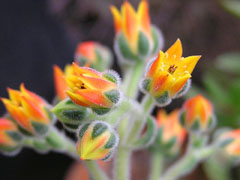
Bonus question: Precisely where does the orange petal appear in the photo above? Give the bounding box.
[72,63,101,78]
[66,90,92,107]
[7,88,21,105]
[75,42,96,60]
[151,72,173,96]
[76,89,112,108]
[53,65,68,100]
[169,74,191,97]
[138,0,151,36]
[166,39,183,60]
[178,56,201,74]
[110,5,123,33]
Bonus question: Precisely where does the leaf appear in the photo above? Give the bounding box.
[220,0,240,19]
[216,52,240,74]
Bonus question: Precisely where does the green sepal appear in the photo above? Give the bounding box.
[45,131,65,149]
[77,57,88,67]
[190,118,200,132]
[117,33,138,61]
[92,122,108,139]
[32,139,49,152]
[218,138,234,148]
[141,79,151,92]
[63,123,79,131]
[132,117,157,149]
[0,144,20,153]
[138,31,149,57]
[155,91,170,106]
[151,26,160,54]
[17,125,33,136]
[103,72,118,84]
[164,136,177,149]
[175,80,190,98]
[92,107,111,115]
[52,99,89,125]
[179,111,186,127]
[104,90,120,104]
[79,123,91,138]
[6,131,23,142]
[104,134,117,149]
[32,121,49,135]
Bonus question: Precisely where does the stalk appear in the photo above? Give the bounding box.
[84,161,110,180]
[149,152,164,180]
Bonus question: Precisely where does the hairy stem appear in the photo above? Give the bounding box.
[149,152,164,180]
[84,161,110,180]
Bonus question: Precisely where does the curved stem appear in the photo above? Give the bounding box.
[149,152,164,180]
[84,161,110,180]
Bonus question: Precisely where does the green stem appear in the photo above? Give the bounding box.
[149,152,164,180]
[161,146,215,180]
[84,161,110,180]
[122,60,144,98]
[114,147,131,180]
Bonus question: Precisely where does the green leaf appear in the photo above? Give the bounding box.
[220,0,240,19]
[216,52,240,74]
[138,31,149,56]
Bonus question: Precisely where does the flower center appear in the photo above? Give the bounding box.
[168,65,178,74]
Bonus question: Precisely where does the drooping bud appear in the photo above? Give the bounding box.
[0,117,23,154]
[53,64,73,101]
[140,39,200,107]
[111,0,163,63]
[66,63,121,115]
[179,94,215,133]
[1,84,54,136]
[153,109,187,154]
[75,41,112,71]
[52,98,89,132]
[76,121,119,161]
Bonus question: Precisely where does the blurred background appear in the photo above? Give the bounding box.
[0,0,240,179]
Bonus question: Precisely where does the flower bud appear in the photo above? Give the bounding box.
[1,84,54,136]
[76,121,119,160]
[179,94,215,133]
[53,64,73,101]
[217,129,240,157]
[66,63,121,115]
[111,0,163,63]
[140,39,200,106]
[52,98,89,131]
[0,117,23,154]
[75,41,112,71]
[154,109,186,154]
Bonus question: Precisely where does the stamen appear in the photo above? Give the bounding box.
[168,64,178,74]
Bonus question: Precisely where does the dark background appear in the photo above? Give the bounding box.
[0,0,240,179]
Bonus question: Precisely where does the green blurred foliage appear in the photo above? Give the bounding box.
[220,0,240,19]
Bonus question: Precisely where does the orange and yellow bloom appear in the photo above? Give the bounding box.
[180,94,215,132]
[66,63,121,115]
[155,109,186,153]
[218,129,240,156]
[75,41,112,71]
[76,121,119,160]
[53,64,73,100]
[141,39,201,106]
[0,117,23,153]
[1,84,53,135]
[111,0,162,61]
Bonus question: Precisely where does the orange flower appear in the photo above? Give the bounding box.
[141,39,201,106]
[180,94,215,132]
[53,64,73,100]
[156,109,186,152]
[1,84,53,135]
[75,41,112,71]
[219,129,240,156]
[66,63,121,115]
[0,117,23,153]
[111,0,162,61]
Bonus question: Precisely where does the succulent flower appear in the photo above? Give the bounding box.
[111,0,163,62]
[75,41,112,71]
[154,109,186,154]
[179,94,215,133]
[53,64,73,101]
[141,39,201,106]
[66,63,121,115]
[76,121,119,160]
[1,84,53,136]
[0,117,23,153]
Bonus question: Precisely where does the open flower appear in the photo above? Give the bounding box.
[218,129,240,157]
[0,117,23,153]
[66,63,121,115]
[141,39,201,106]
[179,94,215,133]
[155,109,186,153]
[53,64,73,101]
[111,0,163,62]
[1,84,53,136]
[75,41,112,71]
[76,121,119,160]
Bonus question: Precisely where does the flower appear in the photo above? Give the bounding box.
[141,39,201,106]
[53,64,73,100]
[66,63,121,115]
[111,0,163,62]
[1,84,53,135]
[179,94,215,133]
[76,121,119,160]
[75,41,112,71]
[218,129,240,156]
[0,117,23,153]
[155,109,186,153]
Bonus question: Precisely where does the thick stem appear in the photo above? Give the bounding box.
[114,147,131,180]
[149,152,164,180]
[85,161,110,180]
